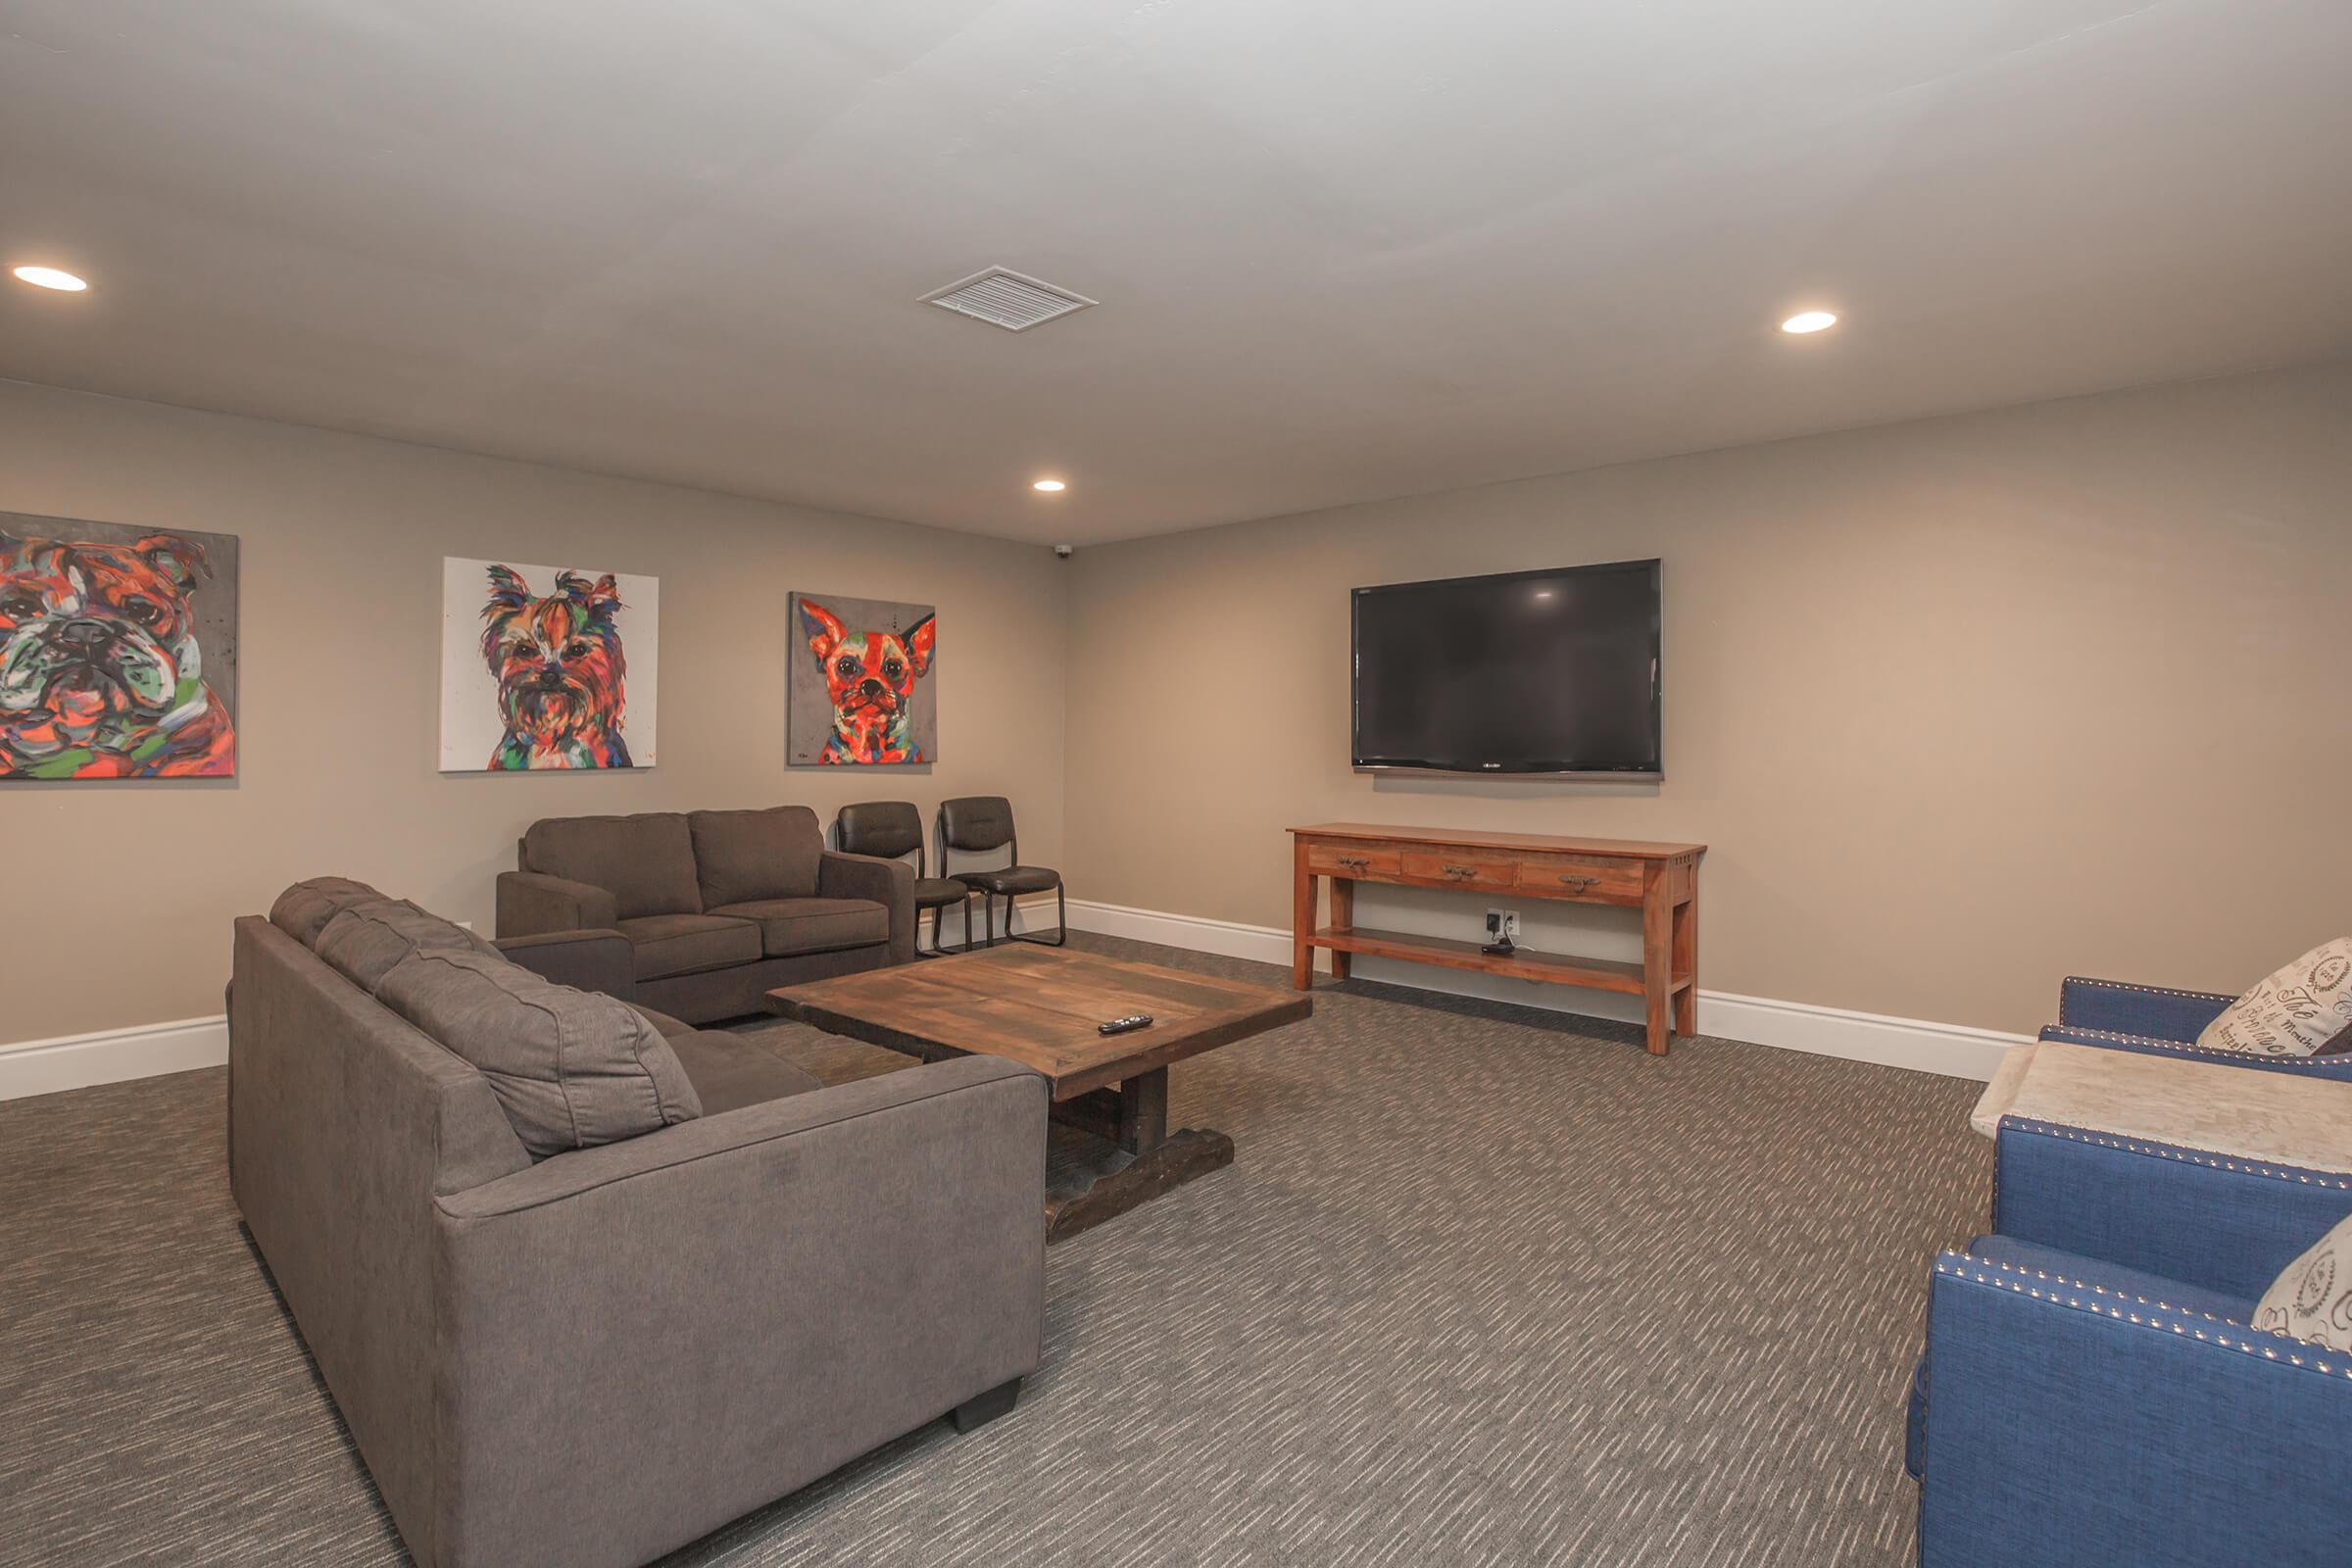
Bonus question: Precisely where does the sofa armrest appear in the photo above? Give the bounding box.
[818,850,915,963]
[2056,975,2233,1042]
[1918,1248,2352,1568]
[1992,1117,2352,1298]
[492,928,634,998]
[2036,1022,2352,1079]
[426,1055,1045,1568]
[497,869,619,938]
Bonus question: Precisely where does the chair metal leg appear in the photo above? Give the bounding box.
[1008,881,1069,948]
[985,892,998,948]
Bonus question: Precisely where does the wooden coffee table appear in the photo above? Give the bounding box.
[766,945,1311,1242]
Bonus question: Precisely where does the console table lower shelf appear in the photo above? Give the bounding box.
[1289,823,1706,1055]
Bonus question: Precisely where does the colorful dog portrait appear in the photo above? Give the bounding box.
[788,592,937,766]
[438,558,659,771]
[0,512,239,781]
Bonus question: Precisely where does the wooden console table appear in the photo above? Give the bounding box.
[1288,823,1705,1054]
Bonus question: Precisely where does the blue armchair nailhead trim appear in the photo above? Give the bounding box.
[1936,1250,2352,1380]
[2037,1024,2351,1069]
[1995,1118,2352,1190]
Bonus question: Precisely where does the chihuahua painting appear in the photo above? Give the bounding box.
[439,558,659,771]
[0,514,239,781]
[790,593,937,765]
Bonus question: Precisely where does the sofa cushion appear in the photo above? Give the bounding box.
[270,876,388,947]
[689,807,823,908]
[2196,938,2352,1057]
[522,813,702,920]
[613,912,762,981]
[627,1004,697,1040]
[2252,1213,2352,1350]
[709,897,890,957]
[374,949,700,1158]
[662,1030,822,1114]
[315,897,498,993]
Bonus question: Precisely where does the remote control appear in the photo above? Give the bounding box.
[1098,1013,1153,1036]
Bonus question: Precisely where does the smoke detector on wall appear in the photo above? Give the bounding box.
[921,268,1097,332]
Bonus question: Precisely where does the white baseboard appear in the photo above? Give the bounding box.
[1066,898,2018,1081]
[0,1015,230,1102]
[2,896,2016,1101]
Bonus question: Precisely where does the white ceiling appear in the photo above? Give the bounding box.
[4,0,2349,546]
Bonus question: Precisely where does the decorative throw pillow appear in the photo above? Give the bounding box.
[2253,1214,2352,1351]
[2195,938,2352,1057]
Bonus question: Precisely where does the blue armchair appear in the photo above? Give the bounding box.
[2039,974,2352,1082]
[1911,1233,2352,1567]
[1909,1116,2352,1565]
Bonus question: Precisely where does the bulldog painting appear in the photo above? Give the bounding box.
[438,558,659,771]
[0,513,239,781]
[787,591,938,766]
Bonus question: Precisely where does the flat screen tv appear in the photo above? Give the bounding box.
[1351,559,1661,776]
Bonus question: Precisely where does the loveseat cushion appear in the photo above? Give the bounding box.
[522,812,702,920]
[613,912,762,980]
[689,806,823,908]
[270,876,388,946]
[2195,938,2352,1057]
[374,949,701,1158]
[708,897,890,957]
[662,1030,822,1114]
[315,897,498,992]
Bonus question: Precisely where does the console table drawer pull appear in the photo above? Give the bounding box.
[1443,863,1475,880]
[1306,844,1400,877]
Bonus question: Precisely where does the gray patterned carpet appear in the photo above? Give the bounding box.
[0,934,1987,1567]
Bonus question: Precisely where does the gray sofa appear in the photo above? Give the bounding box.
[497,806,913,1023]
[229,878,1046,1568]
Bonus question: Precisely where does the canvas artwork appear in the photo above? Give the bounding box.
[788,591,937,765]
[0,511,239,780]
[439,558,659,771]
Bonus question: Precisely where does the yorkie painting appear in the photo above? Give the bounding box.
[439,558,659,771]
[788,591,937,766]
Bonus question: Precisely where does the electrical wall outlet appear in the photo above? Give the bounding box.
[1486,908,1520,942]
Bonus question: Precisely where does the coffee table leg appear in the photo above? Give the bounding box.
[1046,1067,1235,1244]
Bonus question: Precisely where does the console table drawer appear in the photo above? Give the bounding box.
[1305,844,1400,878]
[1517,855,1642,900]
[1400,849,1518,890]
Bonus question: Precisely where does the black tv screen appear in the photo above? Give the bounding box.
[1351,560,1661,775]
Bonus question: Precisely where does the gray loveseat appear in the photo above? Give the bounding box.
[497,806,913,1023]
[229,878,1046,1568]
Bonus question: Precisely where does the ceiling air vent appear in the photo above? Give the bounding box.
[921,268,1098,332]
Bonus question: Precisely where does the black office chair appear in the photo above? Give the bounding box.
[835,801,970,958]
[937,796,1064,948]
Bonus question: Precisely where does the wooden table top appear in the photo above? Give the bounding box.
[1288,821,1706,858]
[767,945,1312,1100]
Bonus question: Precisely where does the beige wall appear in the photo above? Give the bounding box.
[1064,362,2352,1036]
[0,379,1066,1044]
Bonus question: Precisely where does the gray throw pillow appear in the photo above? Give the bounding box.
[270,877,389,947]
[2253,1214,2352,1351]
[2196,939,2352,1057]
[314,897,498,993]
[374,949,701,1158]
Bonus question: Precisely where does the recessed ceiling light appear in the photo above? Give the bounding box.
[12,266,88,292]
[1032,478,1066,493]
[1781,310,1838,334]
